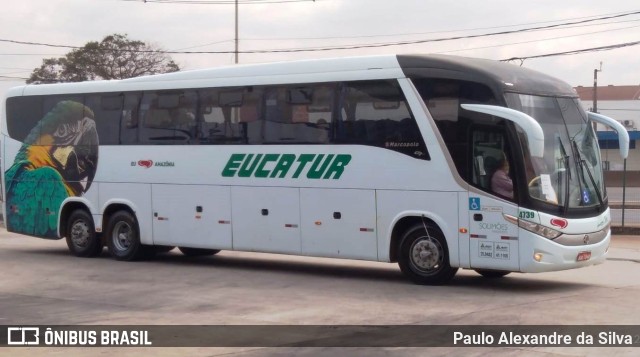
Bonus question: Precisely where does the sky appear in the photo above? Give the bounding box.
[0,0,639,97]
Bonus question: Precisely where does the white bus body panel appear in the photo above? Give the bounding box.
[517,209,610,272]
[300,188,377,260]
[151,184,232,249]
[231,186,301,254]
[519,230,610,273]
[457,192,471,269]
[468,194,520,271]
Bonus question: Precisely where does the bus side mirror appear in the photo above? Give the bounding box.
[461,104,545,158]
[587,112,630,159]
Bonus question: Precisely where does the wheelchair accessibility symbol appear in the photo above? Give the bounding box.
[582,190,590,204]
[469,197,481,211]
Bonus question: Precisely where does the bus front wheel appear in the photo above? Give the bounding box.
[398,224,457,285]
[65,209,102,258]
[106,211,149,261]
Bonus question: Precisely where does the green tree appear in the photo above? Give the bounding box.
[28,34,179,84]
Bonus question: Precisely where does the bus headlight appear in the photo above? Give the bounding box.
[518,220,562,239]
[503,214,562,239]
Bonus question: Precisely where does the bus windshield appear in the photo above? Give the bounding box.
[506,93,605,210]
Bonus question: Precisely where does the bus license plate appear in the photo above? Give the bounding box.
[577,251,591,261]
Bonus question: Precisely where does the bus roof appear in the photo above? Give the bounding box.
[7,54,576,98]
[397,54,577,97]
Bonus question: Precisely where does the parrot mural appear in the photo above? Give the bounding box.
[4,100,99,238]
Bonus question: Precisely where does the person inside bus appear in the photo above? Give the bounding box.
[491,153,514,200]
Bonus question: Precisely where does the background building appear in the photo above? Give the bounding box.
[575,85,640,172]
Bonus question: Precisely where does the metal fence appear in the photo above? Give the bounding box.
[608,172,640,229]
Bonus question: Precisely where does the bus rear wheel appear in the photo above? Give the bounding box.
[178,247,220,257]
[106,211,150,261]
[398,224,457,285]
[475,269,510,278]
[65,209,102,257]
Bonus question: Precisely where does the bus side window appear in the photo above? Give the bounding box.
[139,91,196,144]
[414,78,499,182]
[85,94,122,145]
[199,87,249,144]
[39,96,85,146]
[337,80,429,159]
[261,85,334,145]
[5,96,43,143]
[120,93,140,145]
[239,87,263,144]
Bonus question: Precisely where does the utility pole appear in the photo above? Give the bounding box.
[592,62,602,131]
[235,0,239,64]
[592,62,602,113]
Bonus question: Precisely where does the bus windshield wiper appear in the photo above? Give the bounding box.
[557,137,571,213]
[572,139,603,207]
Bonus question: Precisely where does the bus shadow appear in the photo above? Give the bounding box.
[154,251,407,284]
[18,247,594,292]
[151,251,593,292]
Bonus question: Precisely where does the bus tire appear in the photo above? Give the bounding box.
[178,247,220,257]
[398,224,457,285]
[65,209,102,258]
[106,211,147,261]
[475,269,510,278]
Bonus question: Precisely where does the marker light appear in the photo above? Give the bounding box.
[534,253,543,262]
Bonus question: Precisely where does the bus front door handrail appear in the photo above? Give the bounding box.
[587,112,630,159]
[460,104,545,158]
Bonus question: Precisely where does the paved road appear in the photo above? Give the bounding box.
[1,229,639,356]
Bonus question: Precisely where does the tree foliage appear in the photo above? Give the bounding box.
[28,34,180,84]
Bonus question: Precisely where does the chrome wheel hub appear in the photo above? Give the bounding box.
[70,220,90,248]
[112,222,132,251]
[410,237,442,272]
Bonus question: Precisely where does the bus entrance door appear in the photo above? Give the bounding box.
[468,195,520,271]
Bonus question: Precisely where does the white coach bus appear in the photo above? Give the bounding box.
[1,54,629,284]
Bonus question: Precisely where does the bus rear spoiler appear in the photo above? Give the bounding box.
[587,112,629,159]
[461,104,545,158]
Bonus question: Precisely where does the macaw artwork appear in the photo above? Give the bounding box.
[4,100,99,238]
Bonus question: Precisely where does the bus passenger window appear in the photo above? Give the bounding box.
[120,93,140,145]
[84,94,122,145]
[263,84,335,144]
[338,80,428,159]
[139,91,196,144]
[200,86,263,145]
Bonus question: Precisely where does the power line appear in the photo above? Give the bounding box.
[183,18,640,50]
[0,53,65,56]
[2,9,640,54]
[501,40,640,62]
[118,0,318,4]
[238,10,640,53]
[436,24,640,54]
[0,75,29,80]
[242,11,640,41]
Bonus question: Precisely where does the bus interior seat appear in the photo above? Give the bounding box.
[145,108,172,128]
